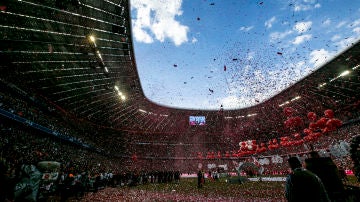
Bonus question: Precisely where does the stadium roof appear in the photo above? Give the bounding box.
[0,0,359,139]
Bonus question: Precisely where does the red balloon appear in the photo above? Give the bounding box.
[332,118,343,128]
[284,107,294,117]
[247,144,255,151]
[326,119,335,129]
[284,119,291,128]
[307,112,317,122]
[312,132,322,138]
[316,117,328,129]
[297,140,304,145]
[303,128,312,135]
[269,144,279,150]
[324,109,334,119]
[325,118,342,131]
[283,142,290,147]
[240,146,247,151]
[309,122,318,130]
[293,116,303,126]
[293,133,301,139]
[303,136,311,142]
[285,116,303,128]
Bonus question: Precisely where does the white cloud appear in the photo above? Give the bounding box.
[322,18,331,26]
[292,61,312,77]
[239,26,254,32]
[220,95,251,109]
[336,21,347,29]
[353,27,360,35]
[309,49,332,68]
[132,23,154,43]
[191,37,198,43]
[294,4,311,11]
[246,52,255,60]
[294,61,306,74]
[269,30,293,42]
[265,16,276,29]
[243,64,252,74]
[131,0,189,46]
[292,34,312,45]
[331,34,341,41]
[335,37,360,50]
[293,1,321,12]
[293,21,312,33]
[350,19,360,27]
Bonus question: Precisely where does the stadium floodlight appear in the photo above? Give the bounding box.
[291,96,301,101]
[89,35,96,43]
[339,70,350,77]
[318,83,327,88]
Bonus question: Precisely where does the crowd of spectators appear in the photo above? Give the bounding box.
[0,116,186,201]
[0,84,359,201]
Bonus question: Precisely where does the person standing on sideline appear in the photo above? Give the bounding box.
[285,157,330,202]
[197,170,203,188]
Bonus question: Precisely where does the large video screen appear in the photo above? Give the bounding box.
[189,116,206,125]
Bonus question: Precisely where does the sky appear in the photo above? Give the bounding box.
[130,0,360,110]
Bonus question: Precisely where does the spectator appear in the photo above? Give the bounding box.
[197,170,203,188]
[0,160,14,202]
[285,157,330,202]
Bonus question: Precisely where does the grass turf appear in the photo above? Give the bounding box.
[80,175,360,201]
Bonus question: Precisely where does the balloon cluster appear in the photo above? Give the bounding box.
[239,140,257,151]
[234,108,343,157]
[302,109,343,141]
[267,139,280,150]
[282,108,342,145]
[283,107,303,129]
[195,108,343,159]
[235,140,267,157]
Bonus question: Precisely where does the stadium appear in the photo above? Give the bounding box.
[0,0,360,201]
